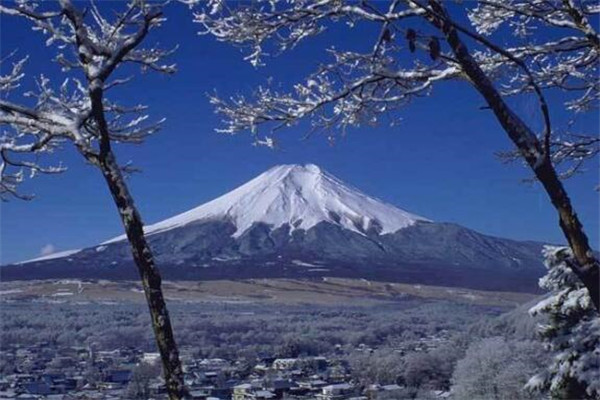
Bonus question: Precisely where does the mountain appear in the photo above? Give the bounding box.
[106,163,428,243]
[1,164,546,292]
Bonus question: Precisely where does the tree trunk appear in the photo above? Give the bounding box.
[98,151,186,399]
[423,0,599,311]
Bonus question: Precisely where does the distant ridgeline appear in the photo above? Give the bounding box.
[3,165,547,293]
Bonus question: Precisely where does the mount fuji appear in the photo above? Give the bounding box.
[2,164,547,292]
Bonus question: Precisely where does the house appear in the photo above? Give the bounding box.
[12,375,35,386]
[142,352,161,364]
[189,389,212,399]
[233,384,277,400]
[199,359,229,371]
[149,381,167,395]
[41,373,65,385]
[272,358,298,371]
[233,383,253,400]
[265,378,293,397]
[97,382,124,390]
[318,383,356,400]
[298,379,327,390]
[24,382,53,396]
[312,357,328,372]
[105,370,131,385]
[257,355,276,366]
[253,390,276,399]
[365,384,404,399]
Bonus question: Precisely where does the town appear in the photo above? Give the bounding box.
[0,337,453,400]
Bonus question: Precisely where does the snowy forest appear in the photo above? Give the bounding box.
[0,1,598,400]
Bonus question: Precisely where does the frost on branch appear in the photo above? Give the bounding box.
[469,0,599,113]
[526,246,600,399]
[208,59,458,145]
[197,1,458,145]
[0,54,26,92]
[469,0,599,182]
[193,0,382,67]
[197,0,598,175]
[498,131,600,183]
[0,0,175,200]
[0,55,67,200]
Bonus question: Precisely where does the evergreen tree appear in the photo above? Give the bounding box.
[527,247,600,399]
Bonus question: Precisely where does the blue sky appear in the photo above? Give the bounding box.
[1,3,598,264]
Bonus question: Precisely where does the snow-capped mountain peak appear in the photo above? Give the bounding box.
[8,164,546,294]
[105,164,429,243]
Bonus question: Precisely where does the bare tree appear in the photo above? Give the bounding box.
[192,0,599,311]
[0,1,185,398]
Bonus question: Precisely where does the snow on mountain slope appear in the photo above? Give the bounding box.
[16,249,82,265]
[6,164,547,292]
[105,164,429,243]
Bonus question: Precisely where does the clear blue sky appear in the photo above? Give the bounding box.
[1,3,598,264]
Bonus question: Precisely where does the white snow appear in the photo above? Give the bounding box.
[15,164,430,265]
[51,292,73,297]
[105,164,429,243]
[16,249,81,264]
[292,259,318,267]
[0,289,23,295]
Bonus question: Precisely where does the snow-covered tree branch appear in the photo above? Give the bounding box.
[0,1,185,398]
[498,132,600,182]
[196,0,456,143]
[0,0,175,199]
[196,0,598,173]
[0,55,67,199]
[469,0,599,180]
[209,61,460,143]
